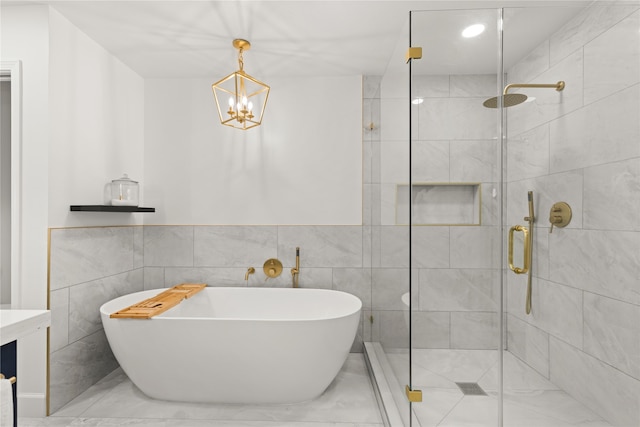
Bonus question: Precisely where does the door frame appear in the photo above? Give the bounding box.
[1,60,23,309]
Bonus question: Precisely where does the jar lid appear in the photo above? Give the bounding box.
[112,173,138,184]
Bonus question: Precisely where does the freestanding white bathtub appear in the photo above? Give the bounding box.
[100,287,362,404]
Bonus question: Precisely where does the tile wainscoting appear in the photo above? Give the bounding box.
[48,227,144,413]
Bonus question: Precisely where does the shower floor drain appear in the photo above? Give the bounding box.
[455,382,488,396]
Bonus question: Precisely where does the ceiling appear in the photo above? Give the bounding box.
[5,0,591,78]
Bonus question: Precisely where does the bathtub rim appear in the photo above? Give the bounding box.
[100,286,363,323]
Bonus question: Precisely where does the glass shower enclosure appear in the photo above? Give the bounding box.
[365,3,639,426]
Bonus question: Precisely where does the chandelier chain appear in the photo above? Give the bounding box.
[238,48,244,71]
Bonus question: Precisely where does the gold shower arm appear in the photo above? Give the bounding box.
[503,81,565,94]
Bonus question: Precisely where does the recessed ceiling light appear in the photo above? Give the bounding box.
[462,24,485,38]
[412,97,424,105]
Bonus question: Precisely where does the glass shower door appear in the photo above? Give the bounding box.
[404,4,635,427]
[408,8,503,426]
[372,13,413,424]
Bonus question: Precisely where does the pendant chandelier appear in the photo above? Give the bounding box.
[212,39,270,130]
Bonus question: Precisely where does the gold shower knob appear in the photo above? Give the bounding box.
[549,201,572,233]
[263,258,283,278]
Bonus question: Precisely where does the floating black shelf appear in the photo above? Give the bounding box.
[70,205,155,213]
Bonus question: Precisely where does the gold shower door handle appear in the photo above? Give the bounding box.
[508,225,530,274]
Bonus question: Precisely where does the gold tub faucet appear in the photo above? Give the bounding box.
[291,247,300,288]
[245,267,255,281]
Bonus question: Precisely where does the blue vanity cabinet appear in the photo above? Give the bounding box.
[0,309,50,425]
[0,340,17,427]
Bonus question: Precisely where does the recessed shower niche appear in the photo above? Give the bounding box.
[396,183,481,225]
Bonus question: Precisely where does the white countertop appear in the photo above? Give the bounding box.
[0,310,51,346]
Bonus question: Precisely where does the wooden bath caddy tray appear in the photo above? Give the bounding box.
[110,283,206,319]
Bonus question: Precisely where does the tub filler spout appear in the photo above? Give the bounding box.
[245,267,255,281]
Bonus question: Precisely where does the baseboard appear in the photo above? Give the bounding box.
[18,393,47,418]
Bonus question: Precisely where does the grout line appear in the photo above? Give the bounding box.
[435,393,465,427]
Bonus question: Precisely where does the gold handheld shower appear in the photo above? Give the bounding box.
[483,81,565,108]
[524,191,535,315]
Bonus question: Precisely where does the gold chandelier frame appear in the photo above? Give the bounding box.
[212,39,270,130]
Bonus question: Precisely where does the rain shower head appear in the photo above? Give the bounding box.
[483,81,565,108]
[483,93,528,108]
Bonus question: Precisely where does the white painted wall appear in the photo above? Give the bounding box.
[0,4,50,417]
[144,76,362,225]
[48,8,145,228]
[1,4,146,416]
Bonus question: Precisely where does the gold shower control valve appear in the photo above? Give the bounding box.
[549,202,572,233]
[263,258,283,278]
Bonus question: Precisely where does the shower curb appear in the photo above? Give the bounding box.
[363,342,406,427]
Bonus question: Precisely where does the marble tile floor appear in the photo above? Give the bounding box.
[386,349,614,427]
[21,354,383,427]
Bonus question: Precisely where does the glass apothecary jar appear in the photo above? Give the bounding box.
[110,174,139,206]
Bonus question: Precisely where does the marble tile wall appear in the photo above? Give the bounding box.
[142,224,373,357]
[142,225,365,289]
[48,226,144,413]
[505,3,640,426]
